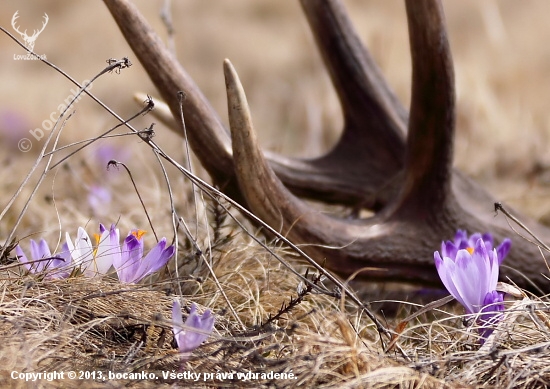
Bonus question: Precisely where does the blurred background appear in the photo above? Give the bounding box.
[1,0,550,240]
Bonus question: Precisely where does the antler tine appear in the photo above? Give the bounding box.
[11,11,18,25]
[299,0,406,166]
[224,57,442,285]
[11,11,23,35]
[300,0,408,127]
[103,0,234,187]
[392,0,455,214]
[224,59,308,229]
[36,14,49,36]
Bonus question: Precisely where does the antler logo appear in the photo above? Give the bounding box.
[11,10,49,52]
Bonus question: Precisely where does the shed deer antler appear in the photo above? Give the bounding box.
[104,0,550,292]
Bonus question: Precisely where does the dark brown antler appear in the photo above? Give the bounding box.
[103,0,550,291]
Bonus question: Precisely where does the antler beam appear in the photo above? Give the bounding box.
[104,0,550,292]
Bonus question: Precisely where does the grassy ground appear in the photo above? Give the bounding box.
[0,1,550,388]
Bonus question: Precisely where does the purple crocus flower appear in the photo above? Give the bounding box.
[16,239,51,273]
[113,229,175,283]
[449,230,511,266]
[435,230,511,342]
[479,290,505,340]
[172,300,215,355]
[15,239,72,279]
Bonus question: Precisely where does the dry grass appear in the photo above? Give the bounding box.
[1,1,550,388]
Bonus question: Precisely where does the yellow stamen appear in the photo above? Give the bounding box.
[466,247,474,255]
[93,233,101,257]
[132,229,147,240]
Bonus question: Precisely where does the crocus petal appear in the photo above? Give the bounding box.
[131,238,165,282]
[487,249,500,292]
[481,233,494,251]
[65,231,75,251]
[172,300,184,329]
[15,245,32,271]
[35,239,52,258]
[468,233,482,248]
[461,241,495,313]
[69,227,94,273]
[496,238,511,265]
[94,224,120,274]
[30,239,51,272]
[172,300,186,351]
[478,290,505,343]
[473,238,494,295]
[30,240,42,262]
[116,234,143,283]
[132,238,175,283]
[454,230,468,248]
[446,250,481,314]
[435,252,468,309]
[107,224,122,264]
[47,242,73,279]
[51,242,72,268]
[93,228,112,274]
[441,241,458,259]
[441,243,489,314]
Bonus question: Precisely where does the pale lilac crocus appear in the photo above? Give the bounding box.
[15,239,72,279]
[172,300,215,356]
[65,224,120,277]
[64,227,94,275]
[94,223,121,274]
[88,185,112,217]
[113,229,175,283]
[435,230,511,342]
